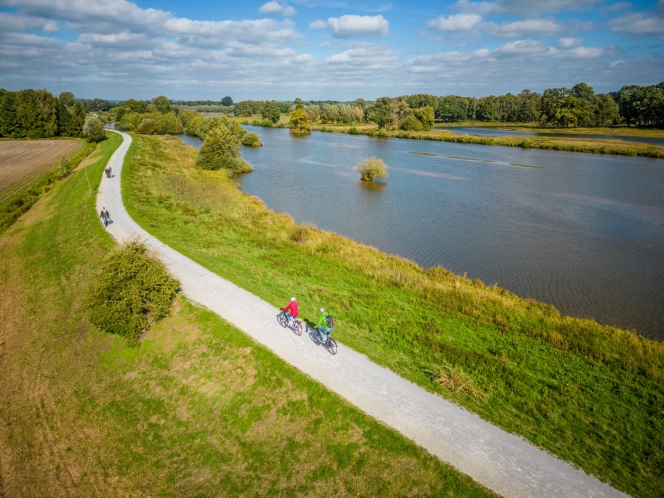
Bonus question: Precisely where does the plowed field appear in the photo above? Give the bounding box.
[0,139,83,198]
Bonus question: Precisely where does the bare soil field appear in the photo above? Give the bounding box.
[0,140,83,198]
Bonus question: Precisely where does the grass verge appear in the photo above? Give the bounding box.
[122,134,664,498]
[0,138,98,234]
[0,134,492,496]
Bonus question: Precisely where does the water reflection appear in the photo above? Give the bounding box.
[178,128,664,339]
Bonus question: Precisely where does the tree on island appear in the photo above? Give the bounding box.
[221,96,233,106]
[196,125,253,173]
[289,108,311,135]
[355,157,389,182]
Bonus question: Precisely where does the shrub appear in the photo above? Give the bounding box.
[354,157,389,182]
[123,123,135,132]
[82,115,106,142]
[137,118,160,135]
[320,126,327,132]
[348,126,358,134]
[241,132,263,147]
[378,129,387,137]
[196,125,253,173]
[521,139,533,148]
[84,239,179,342]
[400,114,424,132]
[57,156,72,178]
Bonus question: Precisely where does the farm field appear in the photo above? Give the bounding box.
[0,139,82,199]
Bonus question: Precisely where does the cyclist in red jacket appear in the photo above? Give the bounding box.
[282,297,298,324]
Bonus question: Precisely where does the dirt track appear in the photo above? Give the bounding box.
[0,140,83,198]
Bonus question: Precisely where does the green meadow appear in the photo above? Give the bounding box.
[122,134,664,498]
[0,131,493,496]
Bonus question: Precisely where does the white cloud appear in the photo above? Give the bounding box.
[608,12,664,37]
[313,15,390,38]
[309,19,327,29]
[557,37,582,48]
[567,46,604,57]
[259,1,296,17]
[483,19,563,38]
[425,14,482,32]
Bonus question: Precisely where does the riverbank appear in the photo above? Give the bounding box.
[437,121,664,138]
[123,134,663,498]
[0,133,492,496]
[303,124,664,158]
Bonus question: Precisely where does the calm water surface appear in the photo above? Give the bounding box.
[180,129,664,339]
[434,126,664,146]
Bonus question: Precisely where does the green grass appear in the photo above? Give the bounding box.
[0,138,98,234]
[435,121,664,138]
[122,134,664,498]
[0,135,493,496]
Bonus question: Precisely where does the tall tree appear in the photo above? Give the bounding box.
[0,92,22,138]
[35,89,58,137]
[221,96,233,106]
[70,101,87,136]
[16,89,46,138]
[151,95,172,114]
[261,101,281,123]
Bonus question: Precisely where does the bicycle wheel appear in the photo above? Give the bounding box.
[309,328,320,344]
[325,338,338,355]
[293,320,303,336]
[277,313,288,328]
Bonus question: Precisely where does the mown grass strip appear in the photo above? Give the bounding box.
[122,134,664,498]
[0,132,493,496]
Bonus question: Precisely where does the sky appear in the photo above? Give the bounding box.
[0,0,663,101]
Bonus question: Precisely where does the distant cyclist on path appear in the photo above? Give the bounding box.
[315,307,334,342]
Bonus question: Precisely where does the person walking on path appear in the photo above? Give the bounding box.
[100,207,110,227]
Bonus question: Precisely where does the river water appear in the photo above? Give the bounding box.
[179,129,664,340]
[434,126,664,146]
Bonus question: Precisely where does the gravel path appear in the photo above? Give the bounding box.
[97,131,628,498]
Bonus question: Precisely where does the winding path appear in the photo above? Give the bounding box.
[97,131,628,498]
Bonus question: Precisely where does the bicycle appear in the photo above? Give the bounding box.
[309,327,338,355]
[277,312,303,336]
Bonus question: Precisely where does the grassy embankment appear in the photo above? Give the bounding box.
[308,124,664,158]
[0,131,492,496]
[238,114,664,158]
[123,134,664,498]
[434,121,664,138]
[0,138,97,234]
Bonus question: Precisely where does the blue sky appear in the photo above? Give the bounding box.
[0,0,663,100]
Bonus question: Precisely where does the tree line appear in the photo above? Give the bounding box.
[0,88,87,138]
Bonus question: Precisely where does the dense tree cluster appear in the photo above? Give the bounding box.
[616,82,664,127]
[0,88,86,138]
[539,83,619,127]
[81,98,116,112]
[365,97,434,131]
